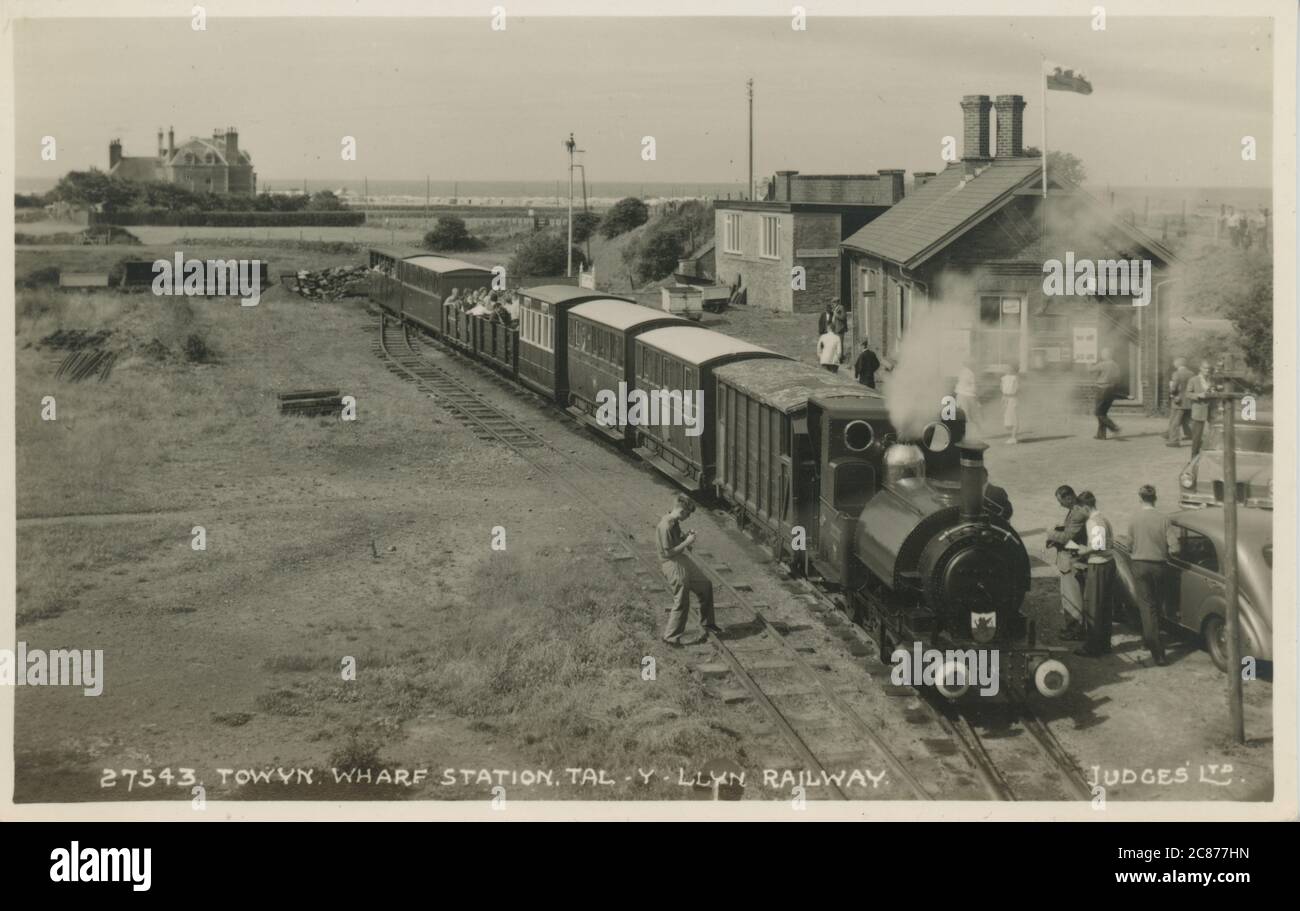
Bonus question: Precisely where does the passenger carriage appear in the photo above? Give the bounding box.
[367,249,403,316]
[631,326,786,490]
[565,300,689,445]
[365,249,494,337]
[395,255,494,338]
[517,286,633,403]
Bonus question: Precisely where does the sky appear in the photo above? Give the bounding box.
[12,15,1275,189]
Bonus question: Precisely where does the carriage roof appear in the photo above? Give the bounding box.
[715,358,879,414]
[636,326,786,369]
[570,299,688,332]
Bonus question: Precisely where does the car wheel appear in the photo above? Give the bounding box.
[1202,615,1228,673]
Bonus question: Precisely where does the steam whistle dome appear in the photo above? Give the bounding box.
[883,442,926,484]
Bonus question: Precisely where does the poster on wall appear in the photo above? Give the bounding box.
[1072,326,1098,364]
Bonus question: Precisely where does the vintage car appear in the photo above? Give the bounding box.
[1179,413,1273,510]
[1114,507,1272,672]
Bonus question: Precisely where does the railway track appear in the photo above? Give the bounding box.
[372,315,546,449]
[374,310,1089,802]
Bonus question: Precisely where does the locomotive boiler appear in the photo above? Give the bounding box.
[850,436,1070,700]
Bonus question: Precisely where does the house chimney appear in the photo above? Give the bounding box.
[225,126,239,162]
[168,126,175,156]
[774,170,797,202]
[994,95,1026,157]
[960,95,992,161]
[157,127,164,159]
[913,171,936,189]
[877,169,906,202]
[109,139,122,169]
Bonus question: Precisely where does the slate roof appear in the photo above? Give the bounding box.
[714,358,880,414]
[842,157,1178,268]
[841,158,1043,268]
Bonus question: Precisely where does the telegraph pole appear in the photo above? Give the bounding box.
[747,78,754,200]
[1209,386,1246,744]
[564,132,577,277]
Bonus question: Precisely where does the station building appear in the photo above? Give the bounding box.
[713,170,904,313]
[840,94,1179,414]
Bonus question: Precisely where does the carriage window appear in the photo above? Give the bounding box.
[1177,529,1219,573]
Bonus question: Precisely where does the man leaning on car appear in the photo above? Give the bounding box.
[1119,485,1170,666]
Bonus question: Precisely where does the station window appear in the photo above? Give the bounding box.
[761,216,779,259]
[724,213,742,255]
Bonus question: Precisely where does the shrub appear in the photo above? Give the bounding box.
[600,197,649,238]
[629,224,689,284]
[510,231,583,277]
[571,210,601,243]
[308,190,345,211]
[423,215,480,252]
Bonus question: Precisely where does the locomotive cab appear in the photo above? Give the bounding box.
[807,393,892,585]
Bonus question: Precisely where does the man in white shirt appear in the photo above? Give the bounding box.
[817,330,842,373]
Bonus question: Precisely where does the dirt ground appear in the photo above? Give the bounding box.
[11,246,1274,806]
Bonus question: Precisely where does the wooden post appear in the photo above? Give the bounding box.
[1218,390,1245,744]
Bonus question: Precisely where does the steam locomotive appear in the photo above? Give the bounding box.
[368,250,1069,699]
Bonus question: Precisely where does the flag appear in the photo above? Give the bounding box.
[1045,61,1093,95]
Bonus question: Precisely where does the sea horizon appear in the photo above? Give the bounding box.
[15,176,1273,214]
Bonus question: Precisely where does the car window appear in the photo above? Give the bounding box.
[1176,529,1219,573]
[1207,424,1273,453]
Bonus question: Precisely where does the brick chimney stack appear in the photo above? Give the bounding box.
[994,95,1027,157]
[913,171,936,189]
[960,95,992,161]
[877,169,906,202]
[773,170,797,201]
[110,139,122,169]
[157,127,164,159]
[168,126,175,157]
[225,126,239,162]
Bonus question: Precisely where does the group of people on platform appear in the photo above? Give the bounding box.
[814,299,893,390]
[445,287,518,327]
[1046,483,1170,665]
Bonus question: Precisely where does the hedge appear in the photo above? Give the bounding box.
[90,210,367,227]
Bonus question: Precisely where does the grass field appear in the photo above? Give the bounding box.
[12,249,751,802]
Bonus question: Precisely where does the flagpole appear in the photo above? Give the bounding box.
[1040,55,1049,199]
[1040,56,1049,263]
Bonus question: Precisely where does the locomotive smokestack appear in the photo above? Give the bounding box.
[957,439,989,521]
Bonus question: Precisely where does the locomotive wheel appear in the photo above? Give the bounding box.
[934,658,971,700]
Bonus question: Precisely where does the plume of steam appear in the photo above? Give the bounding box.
[885,301,972,440]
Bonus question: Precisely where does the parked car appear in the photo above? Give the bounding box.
[1179,413,1273,510]
[1114,507,1272,672]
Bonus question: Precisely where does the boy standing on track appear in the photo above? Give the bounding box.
[657,494,719,646]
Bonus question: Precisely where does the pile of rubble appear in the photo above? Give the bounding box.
[291,266,370,301]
